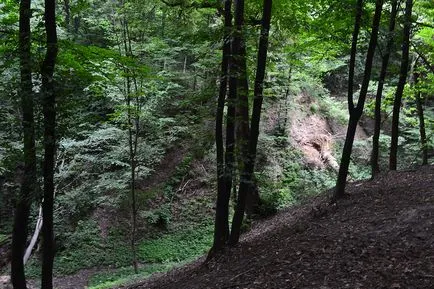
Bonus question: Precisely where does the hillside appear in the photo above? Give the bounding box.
[125,166,434,289]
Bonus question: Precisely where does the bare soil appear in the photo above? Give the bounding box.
[124,165,434,289]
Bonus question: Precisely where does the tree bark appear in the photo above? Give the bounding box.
[41,0,58,288]
[230,0,272,245]
[333,0,363,201]
[229,0,248,246]
[334,0,383,200]
[346,0,363,113]
[23,205,43,265]
[414,71,428,165]
[389,0,413,170]
[371,0,398,178]
[11,0,36,287]
[212,0,233,253]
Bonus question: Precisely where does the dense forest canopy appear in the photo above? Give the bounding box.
[0,0,433,288]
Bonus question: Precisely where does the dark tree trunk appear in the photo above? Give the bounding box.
[11,0,36,288]
[212,0,233,253]
[229,0,249,245]
[41,0,58,288]
[346,0,363,113]
[229,0,272,245]
[334,0,383,200]
[414,72,428,165]
[333,0,363,200]
[232,0,250,164]
[389,0,413,170]
[371,0,398,178]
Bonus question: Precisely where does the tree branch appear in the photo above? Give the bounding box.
[411,43,434,74]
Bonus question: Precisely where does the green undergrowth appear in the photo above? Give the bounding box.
[26,219,213,287]
[0,234,8,244]
[87,262,182,289]
[139,221,213,263]
[26,220,134,277]
[86,222,213,289]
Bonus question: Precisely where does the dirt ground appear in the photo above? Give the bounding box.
[123,165,434,289]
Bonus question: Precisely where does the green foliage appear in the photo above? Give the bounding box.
[143,204,172,229]
[139,223,213,263]
[2,0,433,287]
[26,220,134,277]
[88,263,178,289]
[0,234,8,244]
[317,95,349,124]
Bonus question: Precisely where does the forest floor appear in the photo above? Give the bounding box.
[121,165,434,289]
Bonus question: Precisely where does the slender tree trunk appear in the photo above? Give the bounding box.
[414,72,428,165]
[224,51,237,239]
[23,206,43,265]
[334,0,383,200]
[212,0,232,253]
[371,0,398,178]
[389,0,413,170]
[346,0,363,113]
[415,93,428,165]
[121,12,139,273]
[11,0,36,288]
[41,0,58,288]
[333,0,363,201]
[229,0,272,245]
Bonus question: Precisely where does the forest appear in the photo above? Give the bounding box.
[0,0,433,288]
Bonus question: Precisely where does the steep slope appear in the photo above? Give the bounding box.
[125,166,434,289]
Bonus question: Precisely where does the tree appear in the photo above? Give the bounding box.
[11,0,37,287]
[41,0,59,287]
[371,0,398,177]
[334,0,384,200]
[212,0,233,252]
[211,0,273,250]
[389,0,413,170]
[229,0,272,245]
[413,63,428,165]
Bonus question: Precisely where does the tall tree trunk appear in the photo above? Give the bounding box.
[229,0,272,245]
[334,0,383,200]
[346,0,363,113]
[229,0,247,246]
[41,0,58,288]
[389,0,413,170]
[371,0,398,178]
[212,0,232,253]
[414,71,428,165]
[233,0,250,165]
[333,0,363,201]
[121,12,139,273]
[11,0,36,288]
